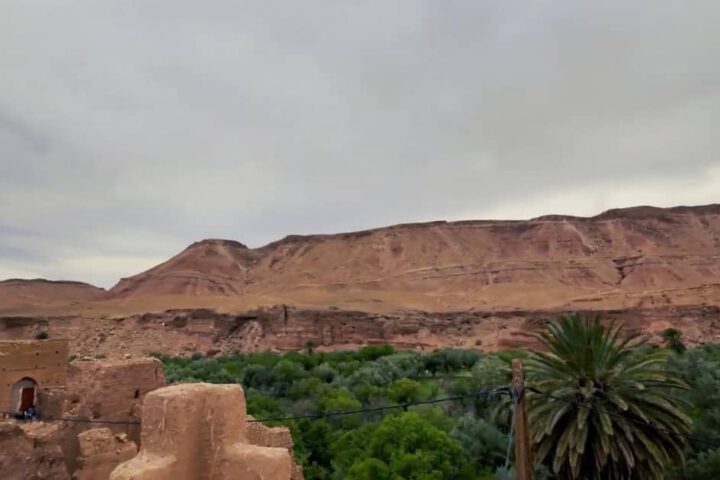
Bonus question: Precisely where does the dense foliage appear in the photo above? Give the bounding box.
[159,346,511,479]
[157,332,720,479]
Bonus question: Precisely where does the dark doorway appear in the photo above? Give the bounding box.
[12,378,38,413]
[20,387,35,411]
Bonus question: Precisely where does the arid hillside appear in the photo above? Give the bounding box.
[104,204,720,312]
[1,204,720,355]
[0,279,105,312]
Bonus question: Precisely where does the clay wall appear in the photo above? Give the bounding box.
[247,416,304,480]
[58,357,165,473]
[0,339,68,414]
[74,428,137,480]
[111,383,292,480]
[247,418,294,450]
[66,357,165,423]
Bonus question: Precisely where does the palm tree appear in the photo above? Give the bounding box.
[526,313,691,480]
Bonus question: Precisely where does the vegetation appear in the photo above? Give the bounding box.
[157,317,720,479]
[662,328,687,354]
[527,314,690,479]
[34,330,49,340]
[159,346,511,479]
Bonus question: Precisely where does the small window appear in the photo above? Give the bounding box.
[134,389,140,399]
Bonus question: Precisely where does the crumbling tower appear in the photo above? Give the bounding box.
[111,383,291,480]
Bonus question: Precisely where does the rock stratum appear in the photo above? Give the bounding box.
[1,204,720,355]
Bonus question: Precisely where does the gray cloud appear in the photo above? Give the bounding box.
[1,0,719,287]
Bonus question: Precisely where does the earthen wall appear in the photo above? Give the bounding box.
[0,339,68,413]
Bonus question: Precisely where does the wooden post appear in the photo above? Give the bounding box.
[512,359,533,480]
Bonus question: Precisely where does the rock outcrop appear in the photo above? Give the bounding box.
[111,383,291,480]
[3,304,719,358]
[0,421,70,479]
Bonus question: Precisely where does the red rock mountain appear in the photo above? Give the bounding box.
[105,204,720,312]
[2,204,720,356]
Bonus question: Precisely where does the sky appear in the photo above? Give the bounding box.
[1,1,719,288]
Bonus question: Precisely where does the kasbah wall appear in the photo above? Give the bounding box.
[0,339,68,414]
[0,339,303,480]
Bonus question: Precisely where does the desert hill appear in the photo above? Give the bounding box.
[101,204,720,312]
[1,204,720,356]
[0,279,105,311]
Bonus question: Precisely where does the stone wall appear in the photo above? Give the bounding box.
[0,339,69,414]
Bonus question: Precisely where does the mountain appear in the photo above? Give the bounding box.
[103,204,720,312]
[0,279,105,310]
[2,204,720,356]
[108,239,255,298]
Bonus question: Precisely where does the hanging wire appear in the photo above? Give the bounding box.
[502,389,518,480]
[1,385,511,427]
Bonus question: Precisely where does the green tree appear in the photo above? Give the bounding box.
[317,388,362,428]
[527,314,691,480]
[388,378,427,404]
[669,447,720,479]
[346,458,391,480]
[363,412,464,479]
[290,419,334,480]
[662,328,687,354]
[451,414,507,471]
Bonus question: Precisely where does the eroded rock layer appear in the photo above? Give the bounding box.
[2,305,719,358]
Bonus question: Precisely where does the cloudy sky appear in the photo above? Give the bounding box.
[1,1,718,287]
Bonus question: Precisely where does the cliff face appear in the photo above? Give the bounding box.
[2,305,719,358]
[1,204,720,354]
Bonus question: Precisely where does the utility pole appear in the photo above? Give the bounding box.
[512,359,533,480]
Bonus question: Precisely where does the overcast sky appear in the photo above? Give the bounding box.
[1,1,719,288]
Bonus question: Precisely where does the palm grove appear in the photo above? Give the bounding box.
[157,314,720,479]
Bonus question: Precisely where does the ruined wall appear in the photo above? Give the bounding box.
[0,339,68,413]
[111,383,292,480]
[0,421,70,479]
[66,357,165,423]
[247,416,304,480]
[73,428,137,480]
[57,357,165,474]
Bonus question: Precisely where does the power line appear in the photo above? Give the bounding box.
[1,386,510,427]
[249,386,509,423]
[528,386,720,450]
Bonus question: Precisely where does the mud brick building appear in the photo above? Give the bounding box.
[0,339,69,415]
